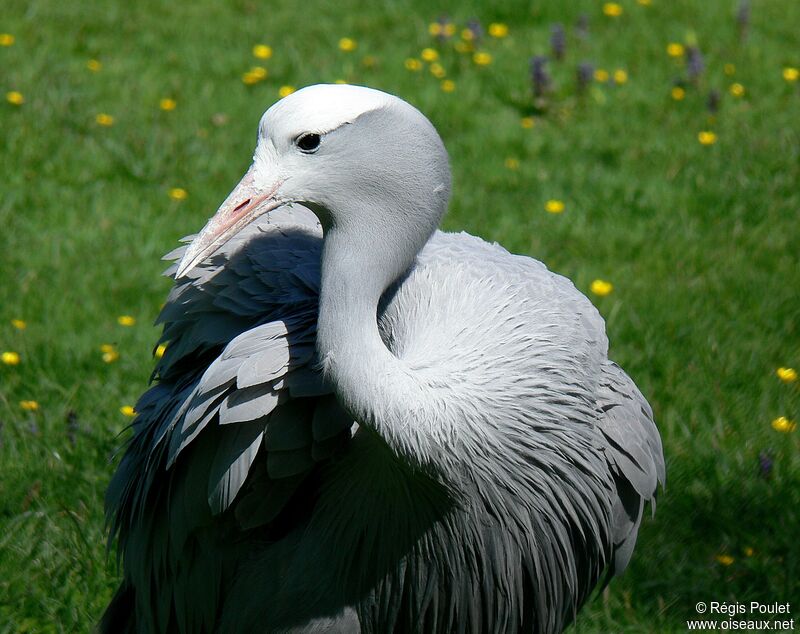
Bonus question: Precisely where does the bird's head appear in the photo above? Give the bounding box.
[176,84,451,278]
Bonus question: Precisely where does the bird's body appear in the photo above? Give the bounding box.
[102,85,664,633]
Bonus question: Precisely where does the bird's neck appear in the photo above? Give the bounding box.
[316,225,440,467]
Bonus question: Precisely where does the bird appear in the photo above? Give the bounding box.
[101,84,665,634]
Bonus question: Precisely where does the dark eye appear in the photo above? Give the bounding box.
[297,133,321,153]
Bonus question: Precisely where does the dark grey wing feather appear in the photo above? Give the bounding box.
[285,366,330,397]
[234,471,306,530]
[207,417,267,514]
[103,207,355,632]
[264,399,315,451]
[596,361,665,574]
[219,384,281,425]
[312,394,356,441]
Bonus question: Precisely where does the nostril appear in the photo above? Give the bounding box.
[233,199,251,213]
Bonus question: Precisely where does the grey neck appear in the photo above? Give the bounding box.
[315,216,440,467]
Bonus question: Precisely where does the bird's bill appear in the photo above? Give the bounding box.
[175,167,282,278]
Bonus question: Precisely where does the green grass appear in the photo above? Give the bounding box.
[1,0,799,631]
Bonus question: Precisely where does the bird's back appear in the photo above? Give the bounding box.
[102,218,664,634]
[370,230,665,628]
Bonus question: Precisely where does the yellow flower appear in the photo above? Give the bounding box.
[521,117,535,129]
[698,131,717,145]
[637,0,651,5]
[441,79,455,93]
[0,33,15,46]
[20,400,39,412]
[545,199,565,214]
[473,52,492,66]
[772,416,797,433]
[594,69,609,82]
[252,44,272,60]
[783,67,799,82]
[590,280,613,296]
[743,547,754,557]
[338,37,357,52]
[86,59,102,72]
[100,344,116,354]
[454,41,471,54]
[613,69,628,84]
[278,85,295,98]
[361,55,377,68]
[603,3,623,17]
[11,319,27,330]
[102,349,120,363]
[666,42,685,57]
[671,86,686,100]
[716,554,734,566]
[334,79,347,85]
[776,367,798,382]
[428,23,443,37]
[2,351,21,365]
[729,83,745,98]
[155,343,167,359]
[429,63,446,79]
[117,315,136,326]
[488,23,509,38]
[504,157,519,170]
[420,48,438,62]
[95,113,114,126]
[242,66,267,85]
[168,187,188,201]
[461,28,475,42]
[120,405,136,417]
[404,58,422,71]
[724,63,736,76]
[6,91,24,106]
[159,98,177,111]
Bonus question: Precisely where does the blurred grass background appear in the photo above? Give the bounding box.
[1,0,799,631]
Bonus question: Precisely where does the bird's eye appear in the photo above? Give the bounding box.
[296,133,321,153]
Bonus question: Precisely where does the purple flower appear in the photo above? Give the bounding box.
[758,451,773,479]
[707,89,720,113]
[551,24,566,60]
[686,46,705,83]
[466,18,483,44]
[67,409,79,446]
[436,14,453,42]
[530,56,551,99]
[737,0,750,40]
[577,61,594,93]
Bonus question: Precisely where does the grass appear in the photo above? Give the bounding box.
[1,0,799,631]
